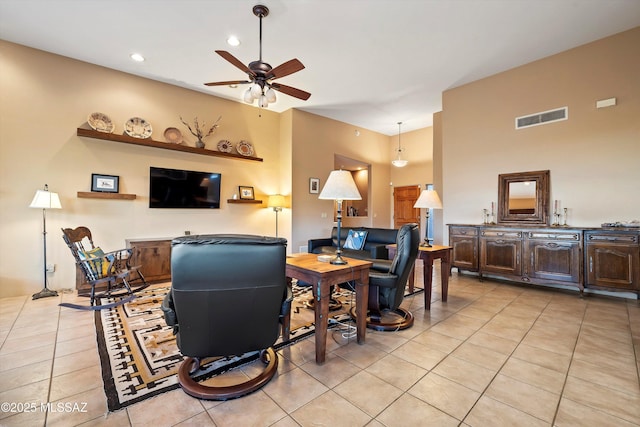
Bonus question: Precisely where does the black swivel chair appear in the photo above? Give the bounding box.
[161,234,291,400]
[352,223,420,331]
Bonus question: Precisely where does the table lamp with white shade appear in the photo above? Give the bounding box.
[318,170,362,264]
[413,189,442,247]
[30,184,62,299]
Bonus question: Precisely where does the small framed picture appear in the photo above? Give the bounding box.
[91,174,119,193]
[309,178,320,194]
[239,186,255,200]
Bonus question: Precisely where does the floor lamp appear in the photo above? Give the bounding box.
[30,184,62,299]
[413,189,442,247]
[267,194,285,237]
[318,170,362,265]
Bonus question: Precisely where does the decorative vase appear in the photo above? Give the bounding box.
[195,139,205,148]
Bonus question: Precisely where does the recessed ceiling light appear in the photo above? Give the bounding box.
[130,53,145,62]
[226,36,240,47]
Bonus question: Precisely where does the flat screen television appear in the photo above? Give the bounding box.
[149,167,221,209]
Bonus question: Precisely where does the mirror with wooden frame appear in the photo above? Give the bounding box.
[498,170,550,225]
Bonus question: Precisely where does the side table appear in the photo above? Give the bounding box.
[387,244,452,310]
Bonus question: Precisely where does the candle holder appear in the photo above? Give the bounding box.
[490,203,496,224]
[483,209,489,224]
[562,207,568,226]
[552,199,560,226]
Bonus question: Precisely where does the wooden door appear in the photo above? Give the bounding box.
[394,185,420,229]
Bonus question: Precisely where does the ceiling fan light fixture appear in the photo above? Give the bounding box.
[265,88,276,103]
[205,4,310,107]
[243,88,254,103]
[250,82,263,98]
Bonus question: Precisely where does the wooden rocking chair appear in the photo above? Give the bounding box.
[61,226,148,310]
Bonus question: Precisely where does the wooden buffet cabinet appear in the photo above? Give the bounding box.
[126,238,173,283]
[449,224,640,298]
[75,238,173,292]
[585,229,640,293]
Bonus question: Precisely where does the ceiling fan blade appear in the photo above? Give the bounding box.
[204,80,251,87]
[215,50,256,77]
[271,83,311,101]
[268,58,305,80]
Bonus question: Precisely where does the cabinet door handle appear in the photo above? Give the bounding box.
[589,256,593,273]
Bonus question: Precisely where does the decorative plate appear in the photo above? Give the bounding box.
[124,117,152,139]
[163,127,182,144]
[87,112,115,133]
[217,140,233,153]
[236,140,254,156]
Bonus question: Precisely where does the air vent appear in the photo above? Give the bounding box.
[515,107,568,129]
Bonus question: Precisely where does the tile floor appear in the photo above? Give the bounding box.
[1,264,639,427]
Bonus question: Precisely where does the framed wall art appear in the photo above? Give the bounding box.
[309,178,320,194]
[91,174,119,193]
[239,186,255,200]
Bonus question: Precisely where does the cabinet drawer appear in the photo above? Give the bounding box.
[450,226,478,236]
[586,233,639,245]
[481,229,522,239]
[527,231,581,241]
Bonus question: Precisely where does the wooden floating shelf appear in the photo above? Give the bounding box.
[227,199,263,204]
[77,192,136,200]
[77,128,263,162]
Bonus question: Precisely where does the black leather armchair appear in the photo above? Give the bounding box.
[161,234,291,400]
[355,223,420,331]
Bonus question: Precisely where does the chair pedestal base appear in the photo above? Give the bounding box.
[178,348,278,400]
[350,307,414,331]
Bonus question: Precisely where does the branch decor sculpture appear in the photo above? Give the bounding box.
[179,115,222,148]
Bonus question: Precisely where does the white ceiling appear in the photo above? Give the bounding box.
[1,0,638,136]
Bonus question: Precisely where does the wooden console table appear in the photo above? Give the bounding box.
[448,224,640,299]
[285,254,371,364]
[388,244,452,310]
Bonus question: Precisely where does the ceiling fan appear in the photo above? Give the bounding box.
[204,4,310,107]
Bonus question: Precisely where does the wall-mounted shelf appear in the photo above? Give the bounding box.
[77,128,264,162]
[77,191,136,200]
[227,199,263,204]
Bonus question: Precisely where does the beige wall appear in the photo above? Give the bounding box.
[441,27,640,241]
[290,110,391,252]
[0,41,284,297]
[288,109,434,252]
[6,25,632,298]
[389,127,435,234]
[432,112,444,245]
[0,42,425,298]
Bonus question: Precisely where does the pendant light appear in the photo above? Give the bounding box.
[392,121,408,167]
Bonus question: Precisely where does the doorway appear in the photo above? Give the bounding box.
[393,185,420,229]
